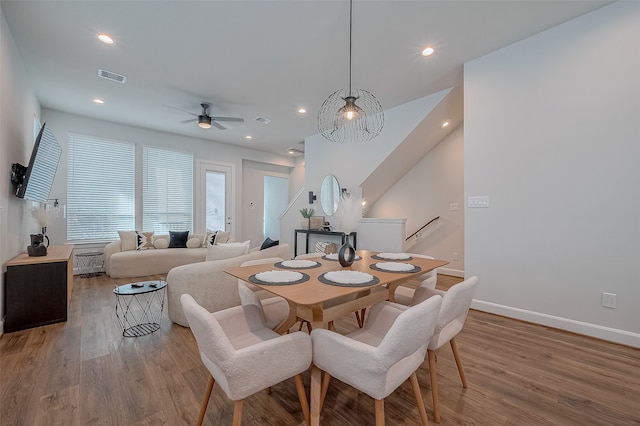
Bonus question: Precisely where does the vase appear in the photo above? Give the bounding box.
[338,240,355,267]
[300,219,310,229]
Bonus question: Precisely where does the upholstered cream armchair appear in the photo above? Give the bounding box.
[180,294,312,426]
[410,276,479,422]
[392,254,438,305]
[311,295,443,425]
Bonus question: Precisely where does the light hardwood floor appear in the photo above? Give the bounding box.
[1,273,639,425]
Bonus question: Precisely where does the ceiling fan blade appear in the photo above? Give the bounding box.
[180,118,197,124]
[162,104,198,117]
[210,116,244,123]
[211,121,227,130]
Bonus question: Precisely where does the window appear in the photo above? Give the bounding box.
[67,134,135,241]
[142,146,193,232]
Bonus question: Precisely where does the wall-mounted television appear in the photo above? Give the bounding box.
[11,123,62,203]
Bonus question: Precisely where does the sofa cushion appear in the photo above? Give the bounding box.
[207,240,250,261]
[154,238,169,249]
[118,230,137,251]
[169,231,189,248]
[203,230,217,247]
[260,237,279,250]
[186,237,201,248]
[214,230,231,244]
[136,231,155,250]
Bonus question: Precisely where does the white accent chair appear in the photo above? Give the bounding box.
[311,295,443,426]
[180,294,312,426]
[392,254,438,305]
[409,276,479,422]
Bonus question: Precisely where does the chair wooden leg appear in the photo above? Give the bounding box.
[450,338,467,388]
[320,372,331,411]
[294,374,311,426]
[197,375,215,426]
[266,386,272,395]
[306,321,313,333]
[359,308,367,327]
[428,349,441,423]
[298,321,305,331]
[328,321,334,331]
[232,400,243,426]
[410,372,430,426]
[374,398,385,426]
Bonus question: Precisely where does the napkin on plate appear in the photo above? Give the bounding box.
[255,270,303,283]
[324,270,374,284]
[374,262,415,272]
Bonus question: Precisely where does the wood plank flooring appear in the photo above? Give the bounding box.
[1,273,639,425]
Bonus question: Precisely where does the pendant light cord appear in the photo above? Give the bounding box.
[348,0,353,96]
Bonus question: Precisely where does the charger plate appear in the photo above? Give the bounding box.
[318,270,380,287]
[249,270,310,286]
[370,262,421,274]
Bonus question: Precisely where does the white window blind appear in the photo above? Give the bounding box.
[142,146,193,232]
[67,134,135,241]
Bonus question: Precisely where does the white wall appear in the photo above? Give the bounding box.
[367,125,464,275]
[41,109,295,246]
[1,8,42,333]
[464,1,640,347]
[242,159,292,248]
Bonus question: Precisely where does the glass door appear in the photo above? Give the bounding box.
[197,161,233,233]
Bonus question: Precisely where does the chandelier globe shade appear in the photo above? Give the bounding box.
[318,0,384,143]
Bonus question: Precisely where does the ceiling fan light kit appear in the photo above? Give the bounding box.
[318,0,384,143]
[198,114,212,129]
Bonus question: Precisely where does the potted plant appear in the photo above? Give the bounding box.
[299,208,315,229]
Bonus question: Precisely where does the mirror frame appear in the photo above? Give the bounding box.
[320,175,340,216]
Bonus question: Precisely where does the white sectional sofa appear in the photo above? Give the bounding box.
[104,233,210,278]
[167,243,291,327]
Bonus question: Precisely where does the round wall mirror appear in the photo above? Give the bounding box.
[320,175,340,216]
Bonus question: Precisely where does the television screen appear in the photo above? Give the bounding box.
[16,123,62,203]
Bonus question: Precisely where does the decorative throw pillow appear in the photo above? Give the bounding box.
[214,230,231,245]
[136,231,155,250]
[168,231,189,248]
[260,237,279,250]
[206,240,250,261]
[203,230,218,247]
[118,230,137,251]
[154,238,169,249]
[186,237,201,248]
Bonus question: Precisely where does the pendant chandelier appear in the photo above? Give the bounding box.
[318,0,384,143]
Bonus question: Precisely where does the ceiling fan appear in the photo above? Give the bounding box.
[164,103,244,130]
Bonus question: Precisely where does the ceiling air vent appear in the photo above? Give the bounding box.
[97,68,127,84]
[255,117,271,125]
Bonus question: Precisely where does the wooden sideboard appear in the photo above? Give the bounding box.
[4,245,74,332]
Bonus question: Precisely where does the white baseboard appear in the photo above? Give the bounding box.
[438,268,464,278]
[472,300,640,349]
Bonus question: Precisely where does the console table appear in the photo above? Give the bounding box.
[293,229,357,257]
[4,245,74,332]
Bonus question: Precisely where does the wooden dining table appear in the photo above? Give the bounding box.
[224,250,448,426]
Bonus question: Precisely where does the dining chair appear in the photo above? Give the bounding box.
[392,254,438,305]
[180,294,312,426]
[311,295,443,426]
[237,257,290,330]
[410,275,479,422]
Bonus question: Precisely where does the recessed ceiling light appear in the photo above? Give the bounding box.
[98,34,114,45]
[422,46,435,57]
[441,121,450,128]
[298,108,307,114]
[245,135,253,139]
[93,98,104,104]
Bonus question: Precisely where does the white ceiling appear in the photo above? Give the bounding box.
[2,1,611,156]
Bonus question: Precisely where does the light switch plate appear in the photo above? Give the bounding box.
[468,196,489,208]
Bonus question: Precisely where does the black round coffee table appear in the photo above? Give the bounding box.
[113,280,167,337]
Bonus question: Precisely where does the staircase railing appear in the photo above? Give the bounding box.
[405,216,440,241]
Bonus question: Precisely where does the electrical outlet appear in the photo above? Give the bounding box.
[601,292,617,309]
[452,252,458,261]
